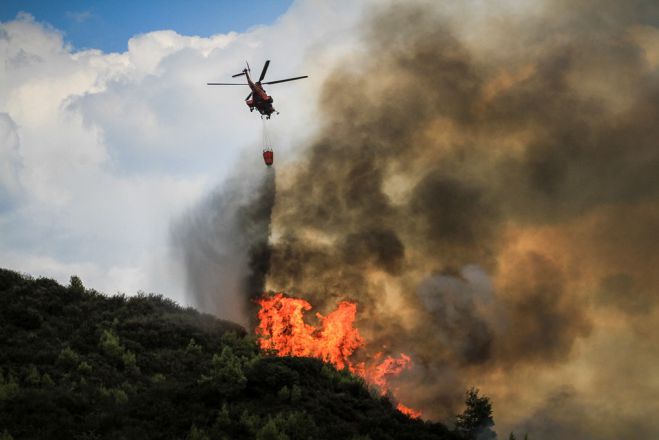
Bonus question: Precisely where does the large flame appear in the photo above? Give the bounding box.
[256,293,421,418]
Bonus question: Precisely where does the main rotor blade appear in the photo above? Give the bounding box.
[258,60,270,82]
[206,82,247,85]
[262,75,308,85]
[231,72,246,78]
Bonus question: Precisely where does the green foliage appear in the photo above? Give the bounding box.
[77,361,92,375]
[186,338,203,354]
[0,268,461,440]
[99,329,124,359]
[99,328,138,372]
[151,373,165,383]
[69,275,84,292]
[256,418,289,440]
[455,388,496,440]
[199,346,247,397]
[0,370,19,401]
[186,425,210,440]
[213,403,231,431]
[57,346,80,368]
[99,385,129,404]
[278,385,291,401]
[0,430,14,440]
[25,365,40,385]
[41,372,55,387]
[290,384,302,403]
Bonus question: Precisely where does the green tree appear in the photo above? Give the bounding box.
[278,385,291,401]
[199,346,247,396]
[240,410,261,436]
[25,365,40,385]
[283,411,318,440]
[0,371,19,401]
[77,361,92,375]
[213,403,231,431]
[186,338,203,354]
[121,350,137,370]
[256,418,289,440]
[455,388,496,440]
[69,275,84,291]
[290,384,302,403]
[57,346,80,368]
[99,329,137,371]
[99,329,124,360]
[186,425,210,440]
[41,372,55,387]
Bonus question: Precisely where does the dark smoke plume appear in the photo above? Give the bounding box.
[172,167,275,328]
[263,0,659,437]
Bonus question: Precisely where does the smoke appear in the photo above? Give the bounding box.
[261,0,659,437]
[170,0,659,436]
[172,166,275,328]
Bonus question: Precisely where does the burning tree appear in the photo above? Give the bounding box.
[255,293,421,418]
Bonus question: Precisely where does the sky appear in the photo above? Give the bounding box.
[0,0,294,53]
[0,0,365,303]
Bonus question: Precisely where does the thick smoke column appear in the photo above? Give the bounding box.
[264,1,659,438]
[172,167,275,328]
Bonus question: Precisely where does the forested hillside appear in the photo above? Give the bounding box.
[0,268,463,440]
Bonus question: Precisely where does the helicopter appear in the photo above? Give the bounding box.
[207,60,308,119]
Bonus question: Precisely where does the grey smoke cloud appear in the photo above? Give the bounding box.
[262,0,659,437]
[173,0,659,437]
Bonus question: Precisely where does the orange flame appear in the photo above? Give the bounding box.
[256,293,422,418]
[397,403,422,419]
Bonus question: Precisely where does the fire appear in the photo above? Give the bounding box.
[397,403,422,419]
[256,294,362,370]
[256,293,422,418]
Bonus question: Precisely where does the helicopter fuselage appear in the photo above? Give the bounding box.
[244,70,275,118]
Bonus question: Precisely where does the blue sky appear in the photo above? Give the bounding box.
[0,0,294,52]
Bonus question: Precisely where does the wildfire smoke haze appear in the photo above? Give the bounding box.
[264,0,659,438]
[177,0,659,437]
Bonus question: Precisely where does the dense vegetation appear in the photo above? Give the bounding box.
[0,268,467,440]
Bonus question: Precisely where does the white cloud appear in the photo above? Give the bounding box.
[0,1,365,304]
[65,11,93,24]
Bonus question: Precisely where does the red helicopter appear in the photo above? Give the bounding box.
[207,60,308,119]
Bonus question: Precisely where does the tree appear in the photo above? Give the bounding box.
[0,370,19,401]
[290,384,302,403]
[41,373,55,387]
[199,346,247,397]
[99,329,124,359]
[187,425,210,440]
[278,385,291,401]
[25,365,40,385]
[57,346,80,368]
[455,388,497,440]
[256,418,289,440]
[69,275,84,292]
